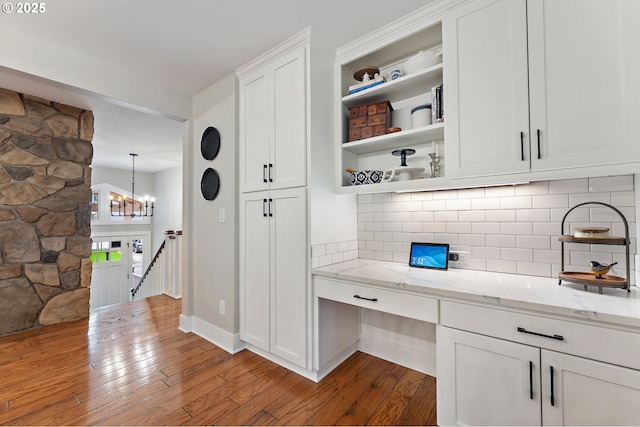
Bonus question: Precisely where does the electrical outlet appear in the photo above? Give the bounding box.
[458,252,468,262]
[219,208,225,223]
[219,299,225,316]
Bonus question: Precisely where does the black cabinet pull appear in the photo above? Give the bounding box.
[529,361,534,400]
[262,199,267,217]
[354,294,378,302]
[268,163,273,182]
[550,366,555,407]
[536,129,541,160]
[263,164,267,183]
[520,131,525,161]
[517,327,564,341]
[268,198,273,217]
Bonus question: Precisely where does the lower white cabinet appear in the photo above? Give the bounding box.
[240,187,308,367]
[438,304,640,426]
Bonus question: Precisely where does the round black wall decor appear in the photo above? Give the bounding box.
[201,126,221,160]
[201,168,220,200]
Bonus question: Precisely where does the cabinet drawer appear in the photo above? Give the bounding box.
[441,300,640,370]
[314,277,438,323]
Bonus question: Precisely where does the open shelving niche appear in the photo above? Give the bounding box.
[558,202,631,294]
[336,22,448,194]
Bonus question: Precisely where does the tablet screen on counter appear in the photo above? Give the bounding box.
[409,242,449,270]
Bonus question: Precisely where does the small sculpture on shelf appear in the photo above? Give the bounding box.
[589,261,617,279]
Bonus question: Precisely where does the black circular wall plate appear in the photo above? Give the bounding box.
[201,126,221,160]
[201,168,220,201]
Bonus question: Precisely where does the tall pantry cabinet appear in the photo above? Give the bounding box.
[444,0,640,179]
[237,28,339,371]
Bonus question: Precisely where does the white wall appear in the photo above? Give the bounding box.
[152,165,183,253]
[92,165,155,196]
[183,73,239,341]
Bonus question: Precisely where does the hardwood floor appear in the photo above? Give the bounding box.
[0,295,437,426]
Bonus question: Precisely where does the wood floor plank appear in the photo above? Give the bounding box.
[0,295,438,426]
[366,368,427,426]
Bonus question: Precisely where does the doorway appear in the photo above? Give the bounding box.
[89,232,150,309]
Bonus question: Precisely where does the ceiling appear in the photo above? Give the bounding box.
[0,0,432,172]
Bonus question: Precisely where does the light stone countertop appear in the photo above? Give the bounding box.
[312,259,640,329]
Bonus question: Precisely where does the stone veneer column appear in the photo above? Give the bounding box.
[0,87,94,336]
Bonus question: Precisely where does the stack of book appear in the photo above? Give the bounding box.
[431,84,444,123]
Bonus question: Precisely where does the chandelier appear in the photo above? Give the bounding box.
[110,153,154,217]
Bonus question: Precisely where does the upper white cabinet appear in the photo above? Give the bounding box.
[239,46,307,192]
[444,0,640,179]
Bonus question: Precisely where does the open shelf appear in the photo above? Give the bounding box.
[342,64,443,107]
[558,235,627,246]
[342,123,444,155]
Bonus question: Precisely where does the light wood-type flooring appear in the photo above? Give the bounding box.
[0,294,437,425]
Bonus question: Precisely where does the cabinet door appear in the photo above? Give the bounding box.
[528,0,640,170]
[270,187,308,367]
[444,0,531,178]
[239,191,271,350]
[541,350,640,426]
[239,69,271,193]
[438,326,541,426]
[270,47,307,190]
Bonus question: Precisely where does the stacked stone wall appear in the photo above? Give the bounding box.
[0,87,93,336]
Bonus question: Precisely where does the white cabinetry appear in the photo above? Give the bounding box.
[335,3,460,194]
[240,188,307,367]
[444,0,640,179]
[438,300,640,426]
[239,46,306,193]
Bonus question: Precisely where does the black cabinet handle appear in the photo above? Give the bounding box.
[529,361,534,400]
[550,366,555,407]
[268,198,273,217]
[263,164,267,183]
[263,199,267,217]
[517,327,564,341]
[354,294,378,302]
[269,163,273,182]
[536,129,541,160]
[520,131,525,161]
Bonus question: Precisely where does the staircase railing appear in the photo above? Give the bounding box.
[131,230,182,300]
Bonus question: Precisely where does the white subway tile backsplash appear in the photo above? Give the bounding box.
[472,197,501,210]
[517,235,551,250]
[501,222,533,235]
[459,210,486,222]
[568,192,611,206]
[515,181,549,196]
[354,175,635,281]
[446,198,472,211]
[422,200,447,211]
[516,209,551,222]
[486,209,516,222]
[485,186,515,197]
[447,222,472,234]
[486,234,516,248]
[500,196,532,209]
[501,248,533,262]
[532,194,569,208]
[472,222,501,234]
[487,259,518,274]
[434,211,458,222]
[549,178,588,194]
[589,175,634,192]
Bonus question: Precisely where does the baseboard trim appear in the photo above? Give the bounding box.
[244,343,321,382]
[178,315,245,354]
[358,331,437,377]
[316,342,359,382]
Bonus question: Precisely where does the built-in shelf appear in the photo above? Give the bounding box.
[342,64,443,107]
[342,123,444,155]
